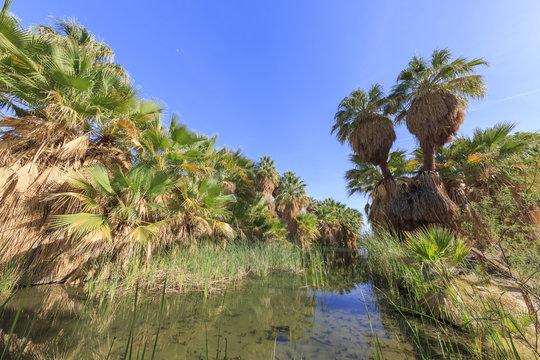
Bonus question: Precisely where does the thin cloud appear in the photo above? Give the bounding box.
[469,89,540,112]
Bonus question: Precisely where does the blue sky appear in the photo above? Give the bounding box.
[11,0,540,213]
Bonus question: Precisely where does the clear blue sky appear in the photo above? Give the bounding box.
[10,0,540,213]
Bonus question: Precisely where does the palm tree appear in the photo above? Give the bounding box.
[388,49,488,172]
[274,171,309,239]
[332,84,396,181]
[435,122,532,204]
[253,156,279,210]
[309,198,364,249]
[169,176,235,246]
[0,11,160,273]
[138,115,218,175]
[345,150,418,198]
[231,195,287,241]
[295,213,320,249]
[47,164,175,281]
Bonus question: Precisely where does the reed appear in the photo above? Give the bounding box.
[362,228,539,359]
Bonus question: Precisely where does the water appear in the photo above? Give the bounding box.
[1,269,418,359]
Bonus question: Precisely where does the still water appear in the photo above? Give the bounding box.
[2,269,418,359]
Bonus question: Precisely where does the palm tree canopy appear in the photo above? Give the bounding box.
[332,84,396,173]
[389,48,489,124]
[254,156,280,189]
[275,171,308,206]
[435,122,535,185]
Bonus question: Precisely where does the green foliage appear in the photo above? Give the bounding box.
[405,226,470,264]
[463,186,540,295]
[51,164,175,247]
[310,198,364,237]
[331,84,388,144]
[275,171,308,208]
[363,230,537,359]
[436,123,538,187]
[388,48,489,123]
[0,9,148,130]
[295,213,320,247]
[232,196,287,241]
[345,150,418,197]
[253,156,279,186]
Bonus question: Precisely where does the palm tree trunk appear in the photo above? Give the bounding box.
[423,145,436,172]
[379,159,393,181]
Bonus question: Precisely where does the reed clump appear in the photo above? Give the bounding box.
[362,227,539,359]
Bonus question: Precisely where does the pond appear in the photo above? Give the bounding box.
[1,261,419,359]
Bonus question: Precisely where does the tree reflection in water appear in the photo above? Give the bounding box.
[1,251,415,359]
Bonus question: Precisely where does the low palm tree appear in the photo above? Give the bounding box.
[388,49,488,172]
[295,213,320,249]
[332,84,396,181]
[51,164,175,263]
[274,171,309,239]
[169,176,235,246]
[231,195,287,241]
[435,122,533,204]
[309,198,364,249]
[345,150,418,198]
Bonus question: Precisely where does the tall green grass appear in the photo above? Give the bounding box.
[82,239,325,306]
[362,228,539,359]
[1,240,328,358]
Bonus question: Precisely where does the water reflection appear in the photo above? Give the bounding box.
[1,258,416,359]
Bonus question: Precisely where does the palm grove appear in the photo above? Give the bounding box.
[0,4,363,286]
[334,49,539,300]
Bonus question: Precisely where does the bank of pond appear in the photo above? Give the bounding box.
[0,239,538,360]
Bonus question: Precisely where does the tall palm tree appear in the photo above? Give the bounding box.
[332,84,396,181]
[388,49,488,172]
[0,11,159,272]
[253,156,279,210]
[274,171,309,239]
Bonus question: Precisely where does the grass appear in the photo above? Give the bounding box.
[83,239,310,305]
[1,239,328,359]
[361,228,540,359]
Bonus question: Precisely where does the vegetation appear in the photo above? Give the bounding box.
[332,84,396,181]
[387,49,488,172]
[0,2,363,293]
[0,2,537,359]
[333,48,538,359]
[363,228,539,359]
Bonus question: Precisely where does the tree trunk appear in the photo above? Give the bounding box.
[379,159,393,181]
[422,145,435,172]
